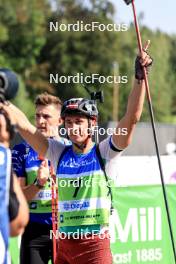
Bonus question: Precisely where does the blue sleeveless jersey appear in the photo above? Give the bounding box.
[46,136,123,234]
[0,145,11,264]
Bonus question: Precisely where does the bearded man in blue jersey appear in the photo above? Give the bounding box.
[1,41,152,264]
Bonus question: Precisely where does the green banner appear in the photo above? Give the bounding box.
[110,185,176,264]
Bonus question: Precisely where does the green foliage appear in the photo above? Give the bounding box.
[12,76,35,123]
[137,28,174,122]
[0,0,49,71]
[40,0,117,121]
[0,0,50,103]
[169,36,176,115]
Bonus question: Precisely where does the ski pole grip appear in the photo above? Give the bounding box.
[123,0,133,5]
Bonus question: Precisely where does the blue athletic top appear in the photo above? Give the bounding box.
[0,145,11,264]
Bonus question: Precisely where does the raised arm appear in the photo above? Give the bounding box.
[0,103,48,157]
[112,40,153,149]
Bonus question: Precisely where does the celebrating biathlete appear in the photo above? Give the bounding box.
[0,41,152,264]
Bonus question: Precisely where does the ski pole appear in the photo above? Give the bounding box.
[123,1,176,262]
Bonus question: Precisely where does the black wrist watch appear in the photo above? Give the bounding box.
[33,178,44,189]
